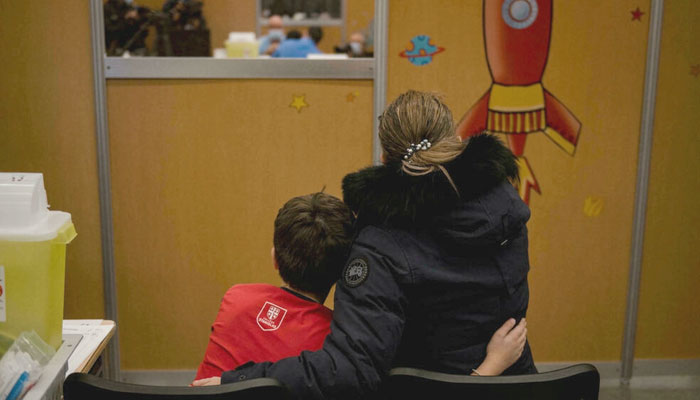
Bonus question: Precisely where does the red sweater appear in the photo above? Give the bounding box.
[195,284,332,380]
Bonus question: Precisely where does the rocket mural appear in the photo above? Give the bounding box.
[456,0,581,204]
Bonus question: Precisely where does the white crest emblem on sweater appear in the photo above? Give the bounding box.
[257,301,288,331]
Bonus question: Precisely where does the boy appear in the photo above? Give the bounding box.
[194,192,354,380]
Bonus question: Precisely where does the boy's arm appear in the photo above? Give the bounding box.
[472,318,528,376]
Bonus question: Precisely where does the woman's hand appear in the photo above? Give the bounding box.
[473,318,527,376]
[191,377,221,386]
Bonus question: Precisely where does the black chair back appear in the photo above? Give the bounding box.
[63,373,294,400]
[385,364,599,400]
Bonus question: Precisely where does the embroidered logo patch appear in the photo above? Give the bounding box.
[343,258,369,288]
[256,301,288,331]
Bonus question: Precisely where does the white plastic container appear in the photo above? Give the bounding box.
[0,173,76,354]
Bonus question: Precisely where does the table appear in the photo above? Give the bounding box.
[23,320,116,400]
[63,320,116,375]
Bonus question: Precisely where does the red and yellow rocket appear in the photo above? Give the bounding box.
[456,0,581,204]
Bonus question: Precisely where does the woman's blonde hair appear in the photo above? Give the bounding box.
[379,90,466,193]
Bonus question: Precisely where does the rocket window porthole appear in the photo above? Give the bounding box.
[502,0,539,29]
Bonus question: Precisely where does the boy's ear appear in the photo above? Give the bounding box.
[271,247,279,271]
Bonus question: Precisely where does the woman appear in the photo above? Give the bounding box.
[204,91,535,398]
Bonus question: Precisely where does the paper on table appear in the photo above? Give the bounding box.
[63,320,102,327]
[62,320,113,375]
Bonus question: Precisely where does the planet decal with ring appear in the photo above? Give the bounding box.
[502,0,539,29]
[399,35,445,66]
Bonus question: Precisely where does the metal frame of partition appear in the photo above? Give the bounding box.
[105,58,373,79]
[620,0,665,385]
[373,0,388,164]
[89,0,386,378]
[90,0,664,385]
[89,0,120,380]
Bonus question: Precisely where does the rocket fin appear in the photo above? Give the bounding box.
[515,156,540,205]
[456,90,490,140]
[543,89,581,155]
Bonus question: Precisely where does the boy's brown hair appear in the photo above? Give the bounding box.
[273,192,354,299]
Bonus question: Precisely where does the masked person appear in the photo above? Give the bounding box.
[334,32,369,58]
[259,15,285,55]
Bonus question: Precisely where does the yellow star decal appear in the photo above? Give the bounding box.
[583,196,604,217]
[346,91,360,102]
[289,94,309,113]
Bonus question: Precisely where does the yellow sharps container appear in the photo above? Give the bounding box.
[0,173,76,356]
[225,32,259,58]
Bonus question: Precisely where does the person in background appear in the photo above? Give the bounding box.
[193,91,536,399]
[334,32,371,57]
[259,15,285,55]
[285,29,302,40]
[272,27,323,58]
[104,0,150,56]
[162,0,206,31]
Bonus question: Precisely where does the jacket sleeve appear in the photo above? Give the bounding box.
[221,227,409,399]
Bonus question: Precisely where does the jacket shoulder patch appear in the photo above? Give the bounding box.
[343,258,369,288]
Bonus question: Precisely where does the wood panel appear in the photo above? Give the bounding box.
[0,2,104,319]
[107,79,373,369]
[636,0,700,358]
[387,0,651,361]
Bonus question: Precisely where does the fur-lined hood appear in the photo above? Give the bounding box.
[342,134,519,230]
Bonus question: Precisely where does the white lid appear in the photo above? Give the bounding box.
[0,173,72,241]
[212,48,228,59]
[227,32,257,42]
[307,53,349,59]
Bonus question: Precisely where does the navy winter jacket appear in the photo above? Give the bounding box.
[222,134,536,398]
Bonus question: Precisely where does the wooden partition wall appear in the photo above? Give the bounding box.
[0,2,105,320]
[636,1,700,359]
[107,79,373,369]
[387,0,652,361]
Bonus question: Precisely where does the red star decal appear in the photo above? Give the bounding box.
[691,64,700,77]
[631,7,645,21]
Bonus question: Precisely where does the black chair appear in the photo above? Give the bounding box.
[385,364,599,400]
[63,373,294,400]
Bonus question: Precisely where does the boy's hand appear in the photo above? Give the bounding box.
[191,377,221,386]
[474,318,527,376]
